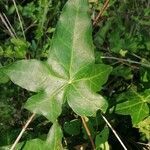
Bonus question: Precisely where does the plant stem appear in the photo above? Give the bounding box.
[93,0,110,26]
[2,13,17,37]
[101,56,150,68]
[137,142,150,149]
[101,114,128,150]
[10,113,35,150]
[12,0,26,39]
[81,117,96,150]
[0,13,15,37]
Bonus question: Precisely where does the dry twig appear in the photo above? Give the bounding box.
[81,117,96,150]
[0,13,15,37]
[12,0,26,39]
[10,113,35,150]
[93,0,110,26]
[101,114,128,150]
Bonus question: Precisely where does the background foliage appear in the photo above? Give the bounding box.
[0,0,150,149]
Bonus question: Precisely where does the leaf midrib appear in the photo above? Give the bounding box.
[28,82,68,107]
[72,83,99,108]
[69,3,80,80]
[116,100,147,111]
[136,103,145,122]
[72,69,109,83]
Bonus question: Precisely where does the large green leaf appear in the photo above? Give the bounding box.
[1,0,112,122]
[115,88,150,124]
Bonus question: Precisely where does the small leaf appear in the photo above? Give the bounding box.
[115,88,150,124]
[95,127,109,149]
[11,38,29,58]
[0,64,9,84]
[0,72,9,84]
[45,122,63,150]
[0,70,9,84]
[94,20,111,48]
[136,117,150,140]
[63,119,81,136]
[111,65,133,80]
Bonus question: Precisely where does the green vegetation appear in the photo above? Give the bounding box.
[0,0,150,149]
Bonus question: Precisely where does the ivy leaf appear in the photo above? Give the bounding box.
[45,122,63,150]
[2,60,66,92]
[115,88,150,124]
[66,81,108,116]
[136,117,150,140]
[95,127,110,149]
[63,119,81,136]
[24,91,65,123]
[1,0,112,122]
[74,64,112,92]
[47,0,95,78]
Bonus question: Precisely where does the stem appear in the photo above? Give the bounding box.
[93,0,110,26]
[101,114,127,150]
[81,117,96,150]
[2,13,17,37]
[0,13,15,37]
[12,0,26,39]
[10,113,35,150]
[137,142,150,149]
[101,56,150,68]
